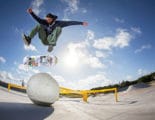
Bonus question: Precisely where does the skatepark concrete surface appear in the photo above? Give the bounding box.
[0,82,155,120]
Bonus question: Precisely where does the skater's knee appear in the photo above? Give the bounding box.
[56,27,62,31]
[36,24,43,29]
[41,39,49,45]
[55,27,62,34]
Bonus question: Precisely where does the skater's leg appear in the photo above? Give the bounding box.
[29,25,41,39]
[23,25,42,46]
[47,27,62,52]
[37,25,49,45]
[23,25,49,46]
[29,24,49,45]
[47,27,62,46]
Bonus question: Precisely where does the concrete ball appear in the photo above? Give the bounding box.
[27,73,59,106]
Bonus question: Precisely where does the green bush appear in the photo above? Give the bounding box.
[91,72,155,90]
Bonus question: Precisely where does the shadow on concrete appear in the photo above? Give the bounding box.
[0,102,54,120]
[88,100,138,106]
[59,99,81,103]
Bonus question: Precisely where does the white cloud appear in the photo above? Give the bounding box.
[48,73,112,90]
[126,75,133,81]
[85,30,95,46]
[135,44,151,53]
[86,30,95,40]
[81,8,87,13]
[0,71,12,80]
[95,51,109,58]
[53,75,65,83]
[0,70,25,85]
[93,28,133,50]
[95,51,103,58]
[62,0,79,18]
[18,64,28,71]
[64,0,79,13]
[93,37,114,50]
[24,44,38,52]
[115,29,132,48]
[14,61,18,65]
[77,73,112,89]
[0,71,14,81]
[52,75,67,87]
[46,72,66,87]
[18,64,40,74]
[64,42,104,68]
[131,27,142,34]
[62,0,87,19]
[137,69,148,76]
[31,69,40,74]
[62,29,124,69]
[87,56,104,68]
[114,17,125,23]
[0,56,6,63]
[31,0,44,15]
[108,60,114,65]
[15,63,40,84]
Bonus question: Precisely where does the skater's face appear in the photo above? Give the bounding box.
[46,17,54,24]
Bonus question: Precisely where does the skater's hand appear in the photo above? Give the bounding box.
[27,8,33,14]
[83,22,88,26]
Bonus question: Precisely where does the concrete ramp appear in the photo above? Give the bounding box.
[1,83,155,120]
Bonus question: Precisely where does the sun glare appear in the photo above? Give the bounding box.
[64,52,79,68]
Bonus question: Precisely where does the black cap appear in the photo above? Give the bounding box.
[46,13,58,20]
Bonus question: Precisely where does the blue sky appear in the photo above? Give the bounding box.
[0,0,154,89]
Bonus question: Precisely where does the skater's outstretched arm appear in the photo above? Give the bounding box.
[57,21,88,28]
[27,8,46,25]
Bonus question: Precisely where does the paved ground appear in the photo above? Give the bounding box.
[0,82,155,120]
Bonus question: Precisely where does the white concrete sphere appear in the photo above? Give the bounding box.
[27,73,59,106]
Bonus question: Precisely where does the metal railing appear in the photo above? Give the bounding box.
[7,83,118,102]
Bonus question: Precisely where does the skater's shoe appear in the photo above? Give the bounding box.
[48,45,53,52]
[22,34,31,46]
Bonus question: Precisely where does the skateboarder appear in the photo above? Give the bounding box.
[23,8,88,52]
